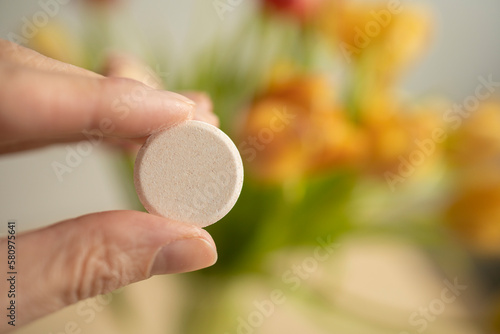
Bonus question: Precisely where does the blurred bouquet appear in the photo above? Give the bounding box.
[23,0,500,332]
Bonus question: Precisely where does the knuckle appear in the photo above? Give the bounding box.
[63,226,134,304]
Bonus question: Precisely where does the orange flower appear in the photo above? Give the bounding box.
[445,102,500,255]
[318,1,432,80]
[446,184,500,255]
[239,71,364,183]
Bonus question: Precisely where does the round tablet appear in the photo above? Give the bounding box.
[134,120,244,227]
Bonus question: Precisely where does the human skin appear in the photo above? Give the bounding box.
[0,39,218,332]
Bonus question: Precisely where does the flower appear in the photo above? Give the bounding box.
[319,1,432,81]
[358,94,446,178]
[446,183,500,255]
[27,20,84,66]
[445,102,500,254]
[446,102,500,175]
[240,70,364,183]
[261,0,327,23]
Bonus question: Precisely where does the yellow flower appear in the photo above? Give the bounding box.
[319,1,432,80]
[358,93,447,180]
[447,102,500,178]
[28,20,84,66]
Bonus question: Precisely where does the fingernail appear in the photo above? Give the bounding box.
[150,238,217,275]
[151,90,195,127]
[162,91,196,106]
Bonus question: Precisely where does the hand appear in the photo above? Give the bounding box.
[0,39,218,332]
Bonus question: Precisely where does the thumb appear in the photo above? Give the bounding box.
[0,211,217,330]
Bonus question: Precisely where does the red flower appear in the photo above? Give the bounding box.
[262,0,326,22]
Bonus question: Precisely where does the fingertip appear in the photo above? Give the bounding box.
[198,227,217,252]
[180,91,219,127]
[162,90,197,107]
[151,89,196,127]
[149,237,217,275]
[93,211,218,276]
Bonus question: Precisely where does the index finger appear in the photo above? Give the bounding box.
[0,62,195,146]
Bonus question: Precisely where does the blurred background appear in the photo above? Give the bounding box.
[1,0,500,333]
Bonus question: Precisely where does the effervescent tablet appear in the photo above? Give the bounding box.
[134,120,244,227]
